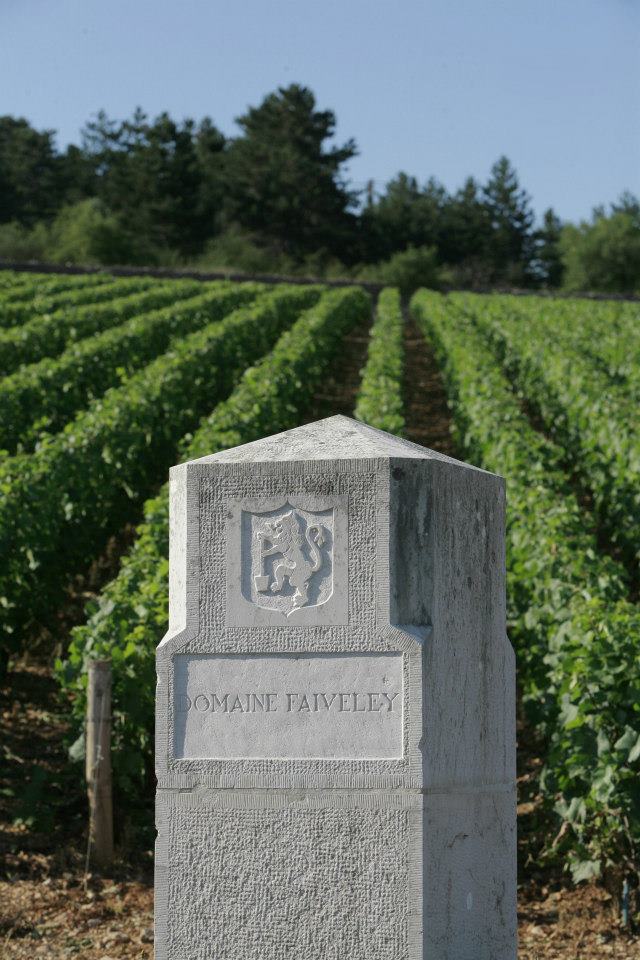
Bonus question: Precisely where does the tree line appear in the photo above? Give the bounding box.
[1,84,638,292]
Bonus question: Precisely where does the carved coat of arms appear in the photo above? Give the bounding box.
[227,495,347,627]
[249,505,332,617]
[254,509,327,614]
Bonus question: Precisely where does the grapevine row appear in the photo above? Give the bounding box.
[480,295,640,390]
[411,290,639,881]
[0,278,205,375]
[0,284,262,455]
[456,293,640,572]
[354,287,405,435]
[0,275,156,328]
[0,271,113,304]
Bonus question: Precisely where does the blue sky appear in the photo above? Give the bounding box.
[2,0,639,222]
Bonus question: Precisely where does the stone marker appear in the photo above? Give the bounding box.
[155,415,517,960]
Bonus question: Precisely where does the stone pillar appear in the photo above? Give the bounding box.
[155,415,517,960]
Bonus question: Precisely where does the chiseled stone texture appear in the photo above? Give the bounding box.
[158,793,418,960]
[155,416,517,960]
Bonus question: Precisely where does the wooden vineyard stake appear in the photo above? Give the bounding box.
[86,659,114,868]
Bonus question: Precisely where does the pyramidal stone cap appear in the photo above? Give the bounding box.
[185,413,495,469]
[155,415,517,960]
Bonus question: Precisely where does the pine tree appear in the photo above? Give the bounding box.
[534,208,564,287]
[0,117,60,225]
[361,174,447,262]
[440,177,492,270]
[82,109,208,256]
[482,156,535,284]
[223,84,359,262]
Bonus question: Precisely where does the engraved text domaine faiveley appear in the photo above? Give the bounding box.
[177,691,400,715]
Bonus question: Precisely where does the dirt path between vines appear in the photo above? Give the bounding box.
[1,308,638,959]
[304,308,372,421]
[403,311,457,456]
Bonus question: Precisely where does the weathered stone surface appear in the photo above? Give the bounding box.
[155,415,517,959]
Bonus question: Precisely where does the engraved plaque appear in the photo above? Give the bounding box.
[173,652,403,760]
[226,495,348,627]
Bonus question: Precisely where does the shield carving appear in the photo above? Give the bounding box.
[242,502,334,617]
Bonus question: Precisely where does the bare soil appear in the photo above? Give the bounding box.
[2,311,639,958]
[304,309,372,421]
[403,311,457,456]
[0,664,154,959]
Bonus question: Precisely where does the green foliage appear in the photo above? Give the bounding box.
[223,85,359,263]
[0,273,139,328]
[436,177,493,284]
[45,199,142,265]
[0,116,61,226]
[362,161,546,290]
[2,103,634,290]
[533,208,564,288]
[82,110,219,258]
[542,597,640,882]
[460,293,640,575]
[560,206,640,293]
[0,200,164,267]
[0,284,322,658]
[198,225,292,275]
[0,272,112,308]
[411,289,640,882]
[0,284,262,455]
[355,287,405,434]
[482,155,535,285]
[0,270,39,291]
[0,220,49,261]
[58,286,370,802]
[0,277,199,375]
[199,226,350,280]
[361,173,446,262]
[358,246,445,296]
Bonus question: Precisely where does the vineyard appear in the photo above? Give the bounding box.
[1,269,639,956]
